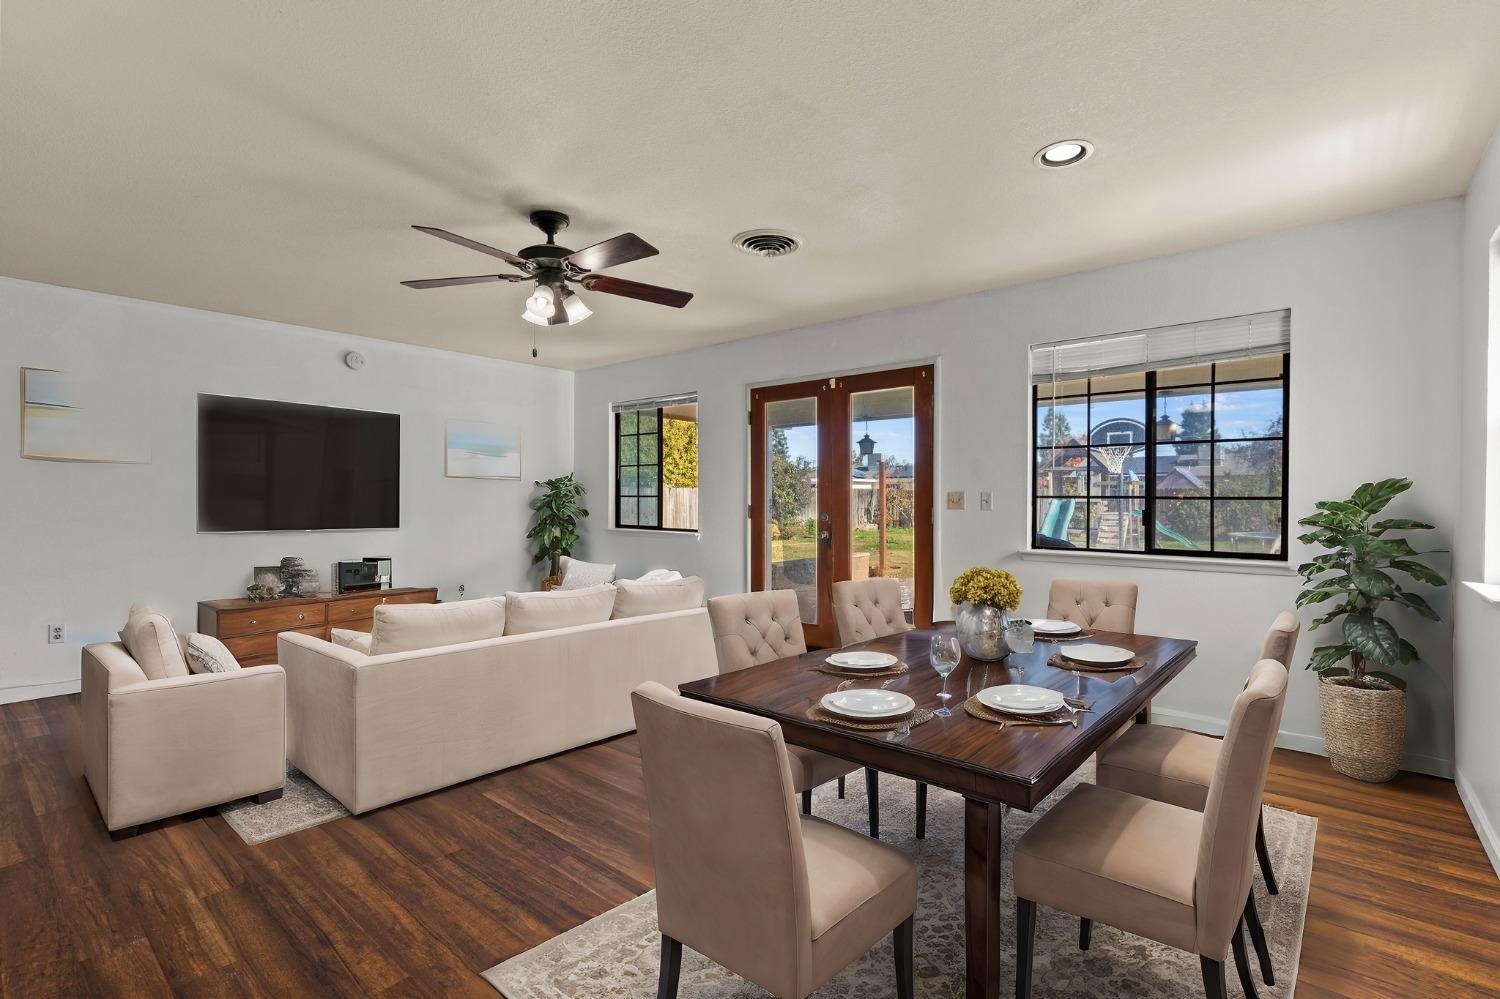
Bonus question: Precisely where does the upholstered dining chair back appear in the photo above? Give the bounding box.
[831,578,913,647]
[1259,610,1302,668]
[1193,659,1288,957]
[631,681,813,997]
[707,591,808,672]
[1045,579,1139,633]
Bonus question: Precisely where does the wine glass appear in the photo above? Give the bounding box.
[930,635,962,717]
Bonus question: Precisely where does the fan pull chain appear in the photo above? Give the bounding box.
[532,326,538,358]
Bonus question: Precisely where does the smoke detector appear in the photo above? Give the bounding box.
[732,228,802,258]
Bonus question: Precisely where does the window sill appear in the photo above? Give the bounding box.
[1016,548,1296,576]
[607,527,701,539]
[1461,581,1500,606]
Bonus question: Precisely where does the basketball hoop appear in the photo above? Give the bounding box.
[1094,446,1135,476]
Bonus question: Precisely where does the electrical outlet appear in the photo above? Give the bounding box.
[979,491,992,511]
[946,491,965,511]
[458,584,466,598]
[47,623,65,645]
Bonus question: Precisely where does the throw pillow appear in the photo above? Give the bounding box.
[369,597,507,656]
[184,633,241,673]
[634,568,684,583]
[504,584,616,635]
[559,556,616,589]
[120,604,191,680]
[612,576,706,618]
[330,628,374,655]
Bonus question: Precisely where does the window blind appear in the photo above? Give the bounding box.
[610,393,698,414]
[1029,310,1290,384]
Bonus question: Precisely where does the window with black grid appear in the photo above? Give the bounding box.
[612,394,698,532]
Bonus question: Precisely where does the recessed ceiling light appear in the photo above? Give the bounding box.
[1034,139,1094,168]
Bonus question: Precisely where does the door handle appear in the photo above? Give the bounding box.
[820,530,832,543]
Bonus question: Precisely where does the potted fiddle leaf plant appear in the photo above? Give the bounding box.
[527,474,588,589]
[1296,477,1446,782]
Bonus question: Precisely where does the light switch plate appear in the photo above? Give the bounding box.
[946,491,965,511]
[979,491,993,511]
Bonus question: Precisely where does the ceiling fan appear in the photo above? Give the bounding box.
[401,209,693,345]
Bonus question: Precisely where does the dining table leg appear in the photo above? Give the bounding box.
[964,796,1004,999]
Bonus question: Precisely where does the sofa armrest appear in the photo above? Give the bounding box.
[81,643,149,823]
[101,664,285,830]
[278,631,361,811]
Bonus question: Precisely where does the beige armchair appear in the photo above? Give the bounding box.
[830,578,929,839]
[1046,578,1139,633]
[1014,659,1289,999]
[81,642,285,838]
[632,681,916,999]
[1095,610,1302,987]
[706,592,876,833]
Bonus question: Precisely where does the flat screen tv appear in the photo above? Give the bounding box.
[198,395,400,532]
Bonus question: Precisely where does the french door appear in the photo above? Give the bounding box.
[750,365,934,649]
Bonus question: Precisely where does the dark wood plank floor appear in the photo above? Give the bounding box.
[2,693,1497,997]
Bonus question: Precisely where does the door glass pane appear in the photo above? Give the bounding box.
[766,397,818,624]
[850,387,915,624]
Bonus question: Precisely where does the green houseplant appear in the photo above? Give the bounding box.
[527,474,588,585]
[1296,477,1446,782]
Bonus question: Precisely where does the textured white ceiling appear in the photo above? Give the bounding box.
[3,1,1499,369]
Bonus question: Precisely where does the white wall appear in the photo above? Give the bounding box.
[574,200,1464,776]
[1454,123,1500,876]
[0,277,573,703]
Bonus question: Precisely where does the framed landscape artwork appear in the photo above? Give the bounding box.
[20,367,150,463]
[445,420,521,479]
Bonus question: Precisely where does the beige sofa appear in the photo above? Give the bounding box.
[81,642,286,835]
[278,606,717,814]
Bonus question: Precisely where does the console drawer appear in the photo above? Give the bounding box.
[328,596,382,625]
[226,625,326,664]
[217,603,326,639]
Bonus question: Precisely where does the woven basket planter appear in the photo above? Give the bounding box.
[1317,676,1406,782]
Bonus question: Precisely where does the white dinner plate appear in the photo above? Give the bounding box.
[1059,643,1136,667]
[1030,619,1082,636]
[820,689,917,720]
[826,651,900,671]
[976,684,1068,715]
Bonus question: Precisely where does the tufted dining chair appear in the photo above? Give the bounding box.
[1046,578,1139,633]
[830,578,928,840]
[632,682,916,999]
[1015,659,1290,999]
[706,591,878,836]
[1094,610,1303,989]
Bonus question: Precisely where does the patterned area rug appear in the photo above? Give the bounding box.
[217,764,349,845]
[484,763,1316,998]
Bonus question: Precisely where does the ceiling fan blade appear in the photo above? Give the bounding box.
[565,233,658,272]
[412,225,530,267]
[582,274,693,308]
[400,273,526,289]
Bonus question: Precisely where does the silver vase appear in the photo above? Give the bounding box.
[955,603,1011,660]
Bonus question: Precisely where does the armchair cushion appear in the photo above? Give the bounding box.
[330,628,374,654]
[120,604,189,680]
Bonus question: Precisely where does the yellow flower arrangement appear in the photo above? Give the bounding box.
[949,566,1022,611]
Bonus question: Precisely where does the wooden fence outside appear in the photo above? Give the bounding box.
[664,487,698,530]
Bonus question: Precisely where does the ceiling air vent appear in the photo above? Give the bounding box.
[732,228,802,258]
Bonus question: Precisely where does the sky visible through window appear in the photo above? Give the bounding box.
[783,417,914,464]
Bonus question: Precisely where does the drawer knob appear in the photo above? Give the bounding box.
[250,619,257,626]
[297,612,305,621]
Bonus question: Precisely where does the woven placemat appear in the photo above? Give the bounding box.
[805,705,935,731]
[1047,652,1148,673]
[809,661,909,679]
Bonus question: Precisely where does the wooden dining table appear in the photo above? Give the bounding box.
[678,621,1198,999]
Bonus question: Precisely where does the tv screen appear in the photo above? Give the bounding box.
[198,395,400,532]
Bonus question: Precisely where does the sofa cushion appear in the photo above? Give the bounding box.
[504,585,616,635]
[184,633,241,673]
[121,604,190,680]
[369,597,506,655]
[559,556,616,589]
[612,576,706,619]
[330,628,374,655]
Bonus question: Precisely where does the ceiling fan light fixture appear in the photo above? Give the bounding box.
[522,284,555,325]
[562,288,593,325]
[1034,139,1094,168]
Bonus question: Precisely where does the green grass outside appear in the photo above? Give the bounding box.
[772,526,915,578]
